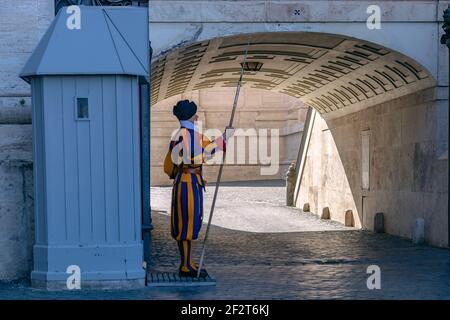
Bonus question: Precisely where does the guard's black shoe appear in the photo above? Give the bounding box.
[197,268,208,278]
[179,268,208,279]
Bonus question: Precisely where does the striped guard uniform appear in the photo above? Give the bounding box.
[164,126,225,241]
[164,124,225,273]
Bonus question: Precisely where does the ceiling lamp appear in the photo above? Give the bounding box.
[240,61,263,72]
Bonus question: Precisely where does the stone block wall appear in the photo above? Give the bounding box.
[296,88,448,247]
[150,88,307,186]
[0,125,34,280]
[0,0,53,280]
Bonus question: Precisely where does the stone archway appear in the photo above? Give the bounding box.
[150,32,434,117]
[149,31,447,247]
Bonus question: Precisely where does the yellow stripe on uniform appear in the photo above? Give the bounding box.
[177,181,183,240]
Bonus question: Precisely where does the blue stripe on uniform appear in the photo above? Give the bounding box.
[199,182,204,222]
[172,181,180,238]
[181,182,188,239]
[192,177,200,236]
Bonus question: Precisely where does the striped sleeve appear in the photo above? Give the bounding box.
[202,134,226,161]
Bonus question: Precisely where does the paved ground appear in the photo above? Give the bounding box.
[1,180,450,299]
[151,179,354,233]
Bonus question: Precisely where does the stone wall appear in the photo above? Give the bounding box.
[149,0,443,87]
[0,125,34,280]
[0,0,53,280]
[151,88,307,186]
[296,87,448,247]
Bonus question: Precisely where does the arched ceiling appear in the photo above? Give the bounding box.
[150,32,435,119]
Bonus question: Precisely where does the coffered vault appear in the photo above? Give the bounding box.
[151,32,435,119]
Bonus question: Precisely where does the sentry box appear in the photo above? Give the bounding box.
[20,6,150,289]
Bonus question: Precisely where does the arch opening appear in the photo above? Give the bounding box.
[150,31,447,247]
[151,32,435,120]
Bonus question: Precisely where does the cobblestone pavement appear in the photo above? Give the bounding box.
[1,180,450,299]
[151,179,354,233]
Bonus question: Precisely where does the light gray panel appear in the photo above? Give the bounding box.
[131,77,142,242]
[89,77,107,243]
[116,76,135,242]
[20,7,149,81]
[20,18,58,81]
[39,77,48,245]
[31,78,47,245]
[42,77,66,244]
[103,76,120,242]
[76,76,93,243]
[103,14,147,76]
[32,243,144,281]
[62,77,80,243]
[104,8,149,72]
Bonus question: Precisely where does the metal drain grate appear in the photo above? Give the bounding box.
[147,271,216,287]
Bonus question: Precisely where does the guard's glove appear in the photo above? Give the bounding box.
[223,126,235,141]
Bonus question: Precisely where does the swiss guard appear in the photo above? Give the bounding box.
[164,100,234,278]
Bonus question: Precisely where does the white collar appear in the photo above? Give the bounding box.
[180,120,195,130]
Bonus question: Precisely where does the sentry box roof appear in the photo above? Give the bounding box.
[20,6,149,83]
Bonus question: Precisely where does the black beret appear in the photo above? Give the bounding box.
[173,100,197,121]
